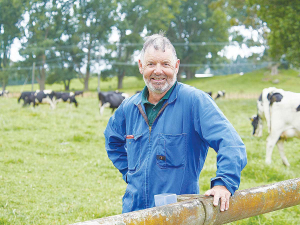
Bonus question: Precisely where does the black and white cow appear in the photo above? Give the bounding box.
[34,90,56,109]
[215,90,225,100]
[205,91,213,97]
[265,90,300,166]
[0,90,9,97]
[23,94,36,107]
[18,91,35,105]
[98,91,129,115]
[252,88,300,166]
[250,87,277,137]
[54,92,78,107]
[18,90,56,108]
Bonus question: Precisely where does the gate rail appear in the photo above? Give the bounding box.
[72,178,300,225]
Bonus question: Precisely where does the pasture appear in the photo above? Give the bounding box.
[1,69,300,224]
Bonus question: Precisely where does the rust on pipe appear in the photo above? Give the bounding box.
[71,178,300,225]
[212,177,300,224]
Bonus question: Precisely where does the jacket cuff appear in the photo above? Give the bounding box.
[210,177,235,196]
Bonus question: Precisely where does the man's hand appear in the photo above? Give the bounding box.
[204,185,231,212]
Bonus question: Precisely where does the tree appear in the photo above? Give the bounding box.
[0,0,25,91]
[72,0,117,91]
[166,0,230,79]
[46,68,77,90]
[46,2,82,91]
[249,0,300,71]
[20,0,63,91]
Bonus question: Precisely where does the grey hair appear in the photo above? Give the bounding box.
[139,32,177,64]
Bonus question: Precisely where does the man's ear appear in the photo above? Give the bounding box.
[138,60,143,74]
[174,59,180,75]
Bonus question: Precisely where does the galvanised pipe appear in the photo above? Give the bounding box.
[71,178,300,225]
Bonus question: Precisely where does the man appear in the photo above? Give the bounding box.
[104,33,247,213]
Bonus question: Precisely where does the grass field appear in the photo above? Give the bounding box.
[1,68,300,224]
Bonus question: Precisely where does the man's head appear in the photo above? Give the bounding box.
[138,33,180,94]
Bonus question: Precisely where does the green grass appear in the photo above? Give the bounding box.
[185,68,300,94]
[1,68,300,224]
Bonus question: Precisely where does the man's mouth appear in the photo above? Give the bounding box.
[150,76,166,82]
[151,78,165,81]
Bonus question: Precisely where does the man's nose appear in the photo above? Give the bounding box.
[154,64,163,75]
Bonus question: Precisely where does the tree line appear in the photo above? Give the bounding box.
[0,0,298,91]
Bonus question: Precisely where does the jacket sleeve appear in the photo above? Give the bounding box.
[104,102,128,182]
[192,92,247,195]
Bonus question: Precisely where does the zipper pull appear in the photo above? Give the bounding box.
[149,126,152,142]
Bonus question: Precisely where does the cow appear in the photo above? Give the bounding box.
[205,91,212,97]
[75,91,84,97]
[34,90,56,109]
[253,89,300,166]
[0,90,9,97]
[54,92,78,107]
[18,91,35,105]
[215,90,225,100]
[23,93,36,107]
[250,87,278,137]
[98,91,129,115]
[18,90,56,108]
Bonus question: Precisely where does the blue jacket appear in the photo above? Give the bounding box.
[104,82,247,213]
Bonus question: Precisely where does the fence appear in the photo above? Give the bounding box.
[72,178,300,225]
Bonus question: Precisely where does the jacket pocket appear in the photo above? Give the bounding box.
[126,134,143,171]
[156,133,187,169]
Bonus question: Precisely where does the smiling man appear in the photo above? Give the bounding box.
[104,33,247,213]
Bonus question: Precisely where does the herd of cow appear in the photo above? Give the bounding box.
[16,89,225,113]
[16,89,129,114]
[17,90,83,109]
[9,87,300,167]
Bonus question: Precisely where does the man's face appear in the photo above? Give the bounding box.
[138,47,180,94]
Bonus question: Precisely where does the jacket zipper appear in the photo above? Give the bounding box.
[148,102,169,140]
[137,102,169,141]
